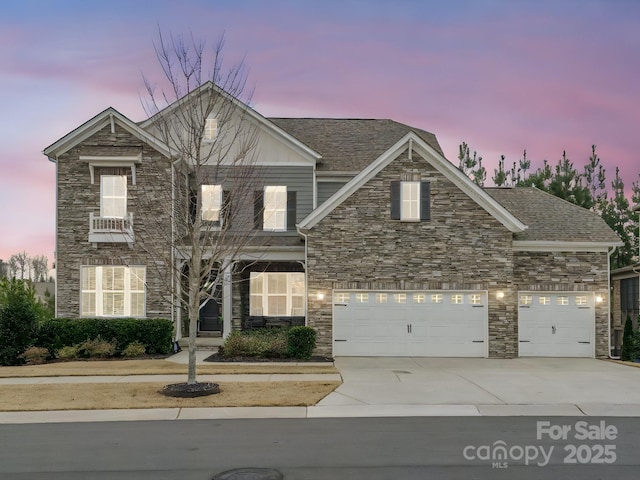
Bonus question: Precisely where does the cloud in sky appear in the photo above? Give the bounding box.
[1,0,639,262]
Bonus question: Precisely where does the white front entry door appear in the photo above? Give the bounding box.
[332,290,487,357]
[518,292,595,357]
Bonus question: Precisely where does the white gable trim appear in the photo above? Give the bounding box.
[513,240,623,252]
[44,108,173,160]
[139,82,321,164]
[297,132,527,232]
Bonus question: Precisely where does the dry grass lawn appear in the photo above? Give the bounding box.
[0,359,338,377]
[0,381,340,411]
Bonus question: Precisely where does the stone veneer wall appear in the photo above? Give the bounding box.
[56,125,173,320]
[513,251,610,358]
[304,150,517,358]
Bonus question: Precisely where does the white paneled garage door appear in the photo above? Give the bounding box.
[332,290,487,357]
[518,292,595,357]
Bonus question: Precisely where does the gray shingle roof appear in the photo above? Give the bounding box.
[268,118,443,172]
[485,187,622,244]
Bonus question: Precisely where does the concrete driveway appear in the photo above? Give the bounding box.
[315,357,640,416]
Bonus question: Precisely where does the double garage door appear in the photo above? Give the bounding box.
[332,290,595,358]
[333,290,488,357]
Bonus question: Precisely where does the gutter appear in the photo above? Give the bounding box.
[608,246,619,359]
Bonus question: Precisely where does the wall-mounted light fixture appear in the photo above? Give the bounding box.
[595,295,604,303]
[496,291,505,300]
[317,292,325,301]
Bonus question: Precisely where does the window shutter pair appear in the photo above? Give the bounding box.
[254,190,297,230]
[390,181,430,221]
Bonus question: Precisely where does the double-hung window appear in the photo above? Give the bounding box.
[101,175,127,218]
[81,266,146,317]
[391,180,430,221]
[201,184,222,223]
[263,186,287,231]
[204,118,218,141]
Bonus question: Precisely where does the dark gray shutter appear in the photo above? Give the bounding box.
[420,181,431,221]
[220,190,230,228]
[253,190,263,230]
[390,181,400,220]
[287,190,297,230]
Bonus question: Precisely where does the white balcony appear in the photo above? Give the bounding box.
[89,212,134,246]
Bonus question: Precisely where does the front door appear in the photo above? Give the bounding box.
[199,298,221,332]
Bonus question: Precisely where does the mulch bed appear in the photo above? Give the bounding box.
[204,353,333,363]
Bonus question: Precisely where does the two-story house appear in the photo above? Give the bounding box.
[44,82,622,359]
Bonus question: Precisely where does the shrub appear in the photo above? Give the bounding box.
[76,336,116,358]
[122,341,146,357]
[57,346,78,359]
[0,279,38,365]
[287,326,317,360]
[36,318,173,355]
[18,346,50,365]
[221,329,288,358]
[622,315,636,361]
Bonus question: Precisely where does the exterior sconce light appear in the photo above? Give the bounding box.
[496,291,505,300]
[595,295,603,304]
[317,292,325,301]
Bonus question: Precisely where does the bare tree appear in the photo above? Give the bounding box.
[138,30,262,386]
[10,252,31,281]
[31,255,49,282]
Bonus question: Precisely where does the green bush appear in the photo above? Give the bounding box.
[57,345,78,359]
[0,279,38,365]
[37,318,173,355]
[76,336,116,358]
[287,326,317,360]
[220,329,288,358]
[18,346,50,365]
[622,315,636,361]
[122,341,146,357]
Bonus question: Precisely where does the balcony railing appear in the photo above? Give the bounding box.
[89,212,134,245]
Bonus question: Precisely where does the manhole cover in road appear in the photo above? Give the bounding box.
[213,468,283,480]
[392,370,412,374]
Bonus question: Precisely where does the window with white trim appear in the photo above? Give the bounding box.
[539,296,550,305]
[263,186,287,231]
[204,118,218,141]
[100,175,127,218]
[557,296,569,306]
[394,293,407,304]
[431,294,443,304]
[401,182,420,221]
[335,292,349,303]
[356,293,369,303]
[451,294,463,304]
[80,266,145,317]
[575,296,588,306]
[413,294,426,304]
[201,184,222,222]
[469,294,483,305]
[520,295,533,305]
[376,293,387,303]
[249,272,305,316]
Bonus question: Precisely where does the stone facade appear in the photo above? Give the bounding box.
[56,125,173,319]
[303,150,517,357]
[513,251,610,358]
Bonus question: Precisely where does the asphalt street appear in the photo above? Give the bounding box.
[1,417,639,479]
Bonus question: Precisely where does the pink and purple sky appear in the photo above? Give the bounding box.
[1,0,639,263]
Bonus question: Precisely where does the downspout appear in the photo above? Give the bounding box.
[608,246,619,359]
[297,226,309,327]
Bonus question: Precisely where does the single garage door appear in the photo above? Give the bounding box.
[518,292,594,357]
[333,290,487,357]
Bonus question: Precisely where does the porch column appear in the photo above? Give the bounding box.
[222,260,233,339]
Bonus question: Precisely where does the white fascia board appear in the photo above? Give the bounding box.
[43,108,173,159]
[298,132,527,232]
[513,240,624,252]
[410,138,527,233]
[140,81,321,164]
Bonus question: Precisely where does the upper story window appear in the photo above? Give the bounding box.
[390,180,430,222]
[201,184,222,223]
[100,175,127,218]
[204,118,218,142]
[254,186,296,232]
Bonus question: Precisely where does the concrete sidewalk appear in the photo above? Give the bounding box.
[2,356,640,423]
